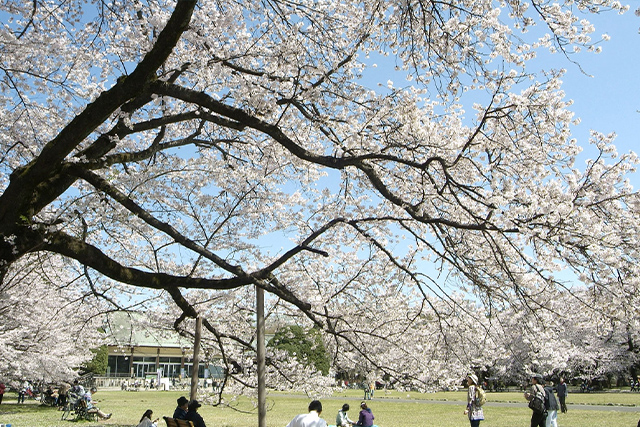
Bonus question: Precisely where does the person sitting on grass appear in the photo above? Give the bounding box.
[286,400,327,427]
[336,403,355,427]
[136,409,159,427]
[355,401,374,427]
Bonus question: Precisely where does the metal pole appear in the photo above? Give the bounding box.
[190,316,202,401]
[257,285,266,427]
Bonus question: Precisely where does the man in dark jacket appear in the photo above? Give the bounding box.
[186,399,207,427]
[544,381,559,427]
[556,378,568,414]
[173,396,189,420]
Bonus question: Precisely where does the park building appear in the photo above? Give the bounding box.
[93,311,278,389]
[94,312,225,389]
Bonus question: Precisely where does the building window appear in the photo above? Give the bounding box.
[107,356,130,377]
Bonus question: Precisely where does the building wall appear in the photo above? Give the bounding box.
[105,345,223,381]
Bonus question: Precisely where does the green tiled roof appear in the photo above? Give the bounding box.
[104,311,188,348]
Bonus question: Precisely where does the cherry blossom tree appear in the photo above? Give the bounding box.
[0,254,104,384]
[1,0,639,393]
[463,284,640,387]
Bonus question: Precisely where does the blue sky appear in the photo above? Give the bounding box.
[360,8,639,187]
[556,10,639,184]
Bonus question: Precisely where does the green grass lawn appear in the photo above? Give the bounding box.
[0,389,638,427]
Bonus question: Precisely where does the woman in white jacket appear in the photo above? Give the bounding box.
[137,409,159,427]
[336,403,355,427]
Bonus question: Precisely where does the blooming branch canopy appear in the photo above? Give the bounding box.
[0,0,638,391]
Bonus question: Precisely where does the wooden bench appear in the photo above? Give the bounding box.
[164,416,195,427]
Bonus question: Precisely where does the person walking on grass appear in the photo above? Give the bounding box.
[525,374,547,427]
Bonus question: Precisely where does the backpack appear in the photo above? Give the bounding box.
[528,384,546,414]
[475,386,487,406]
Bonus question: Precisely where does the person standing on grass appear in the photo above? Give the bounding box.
[464,374,484,427]
[0,382,5,404]
[286,400,327,427]
[544,381,559,427]
[58,381,70,409]
[556,377,568,414]
[18,380,29,404]
[525,374,547,427]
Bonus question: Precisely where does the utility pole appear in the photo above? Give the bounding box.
[257,285,266,427]
[190,316,202,401]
